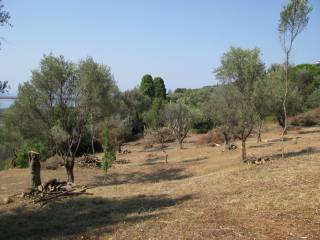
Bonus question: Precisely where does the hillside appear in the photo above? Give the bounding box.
[1,124,320,239]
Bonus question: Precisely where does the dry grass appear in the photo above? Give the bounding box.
[1,124,320,239]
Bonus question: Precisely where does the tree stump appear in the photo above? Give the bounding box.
[28,151,41,189]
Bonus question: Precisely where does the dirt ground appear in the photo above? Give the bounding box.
[1,124,320,239]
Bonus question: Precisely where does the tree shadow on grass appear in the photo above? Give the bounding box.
[182,156,208,163]
[94,167,192,186]
[297,129,320,135]
[248,142,276,149]
[145,155,163,163]
[0,194,195,240]
[270,147,320,160]
[142,145,175,153]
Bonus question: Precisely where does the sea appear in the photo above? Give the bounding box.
[0,99,15,109]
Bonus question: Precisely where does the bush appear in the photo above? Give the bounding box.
[197,129,225,146]
[190,109,213,134]
[15,141,49,168]
[192,119,214,134]
[306,89,320,109]
[0,159,12,171]
[146,128,174,144]
[290,108,320,127]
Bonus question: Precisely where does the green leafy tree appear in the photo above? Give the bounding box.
[78,57,119,154]
[15,141,48,168]
[5,55,89,182]
[264,67,303,128]
[143,98,165,130]
[140,74,154,98]
[153,77,166,99]
[278,0,312,158]
[252,77,271,142]
[102,115,132,153]
[291,64,320,109]
[119,88,151,135]
[215,47,264,162]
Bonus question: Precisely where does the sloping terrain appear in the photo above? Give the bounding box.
[1,125,320,239]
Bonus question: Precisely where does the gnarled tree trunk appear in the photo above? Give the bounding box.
[241,140,246,162]
[179,141,183,150]
[29,151,41,188]
[222,132,231,151]
[65,158,75,183]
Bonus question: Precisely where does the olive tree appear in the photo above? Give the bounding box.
[7,55,89,182]
[165,103,192,149]
[278,0,312,158]
[215,47,264,162]
[77,57,119,155]
[143,98,169,149]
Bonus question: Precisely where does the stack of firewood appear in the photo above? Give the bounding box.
[245,156,271,165]
[20,178,92,206]
[114,159,130,164]
[76,154,101,168]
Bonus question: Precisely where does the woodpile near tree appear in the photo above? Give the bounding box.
[18,178,91,206]
[76,154,102,168]
[244,156,271,165]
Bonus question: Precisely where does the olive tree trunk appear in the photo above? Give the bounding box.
[241,140,247,162]
[65,158,75,183]
[29,151,41,188]
[257,120,263,143]
[222,132,231,151]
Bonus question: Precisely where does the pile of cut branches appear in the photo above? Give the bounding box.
[244,156,271,165]
[76,154,101,168]
[20,179,92,206]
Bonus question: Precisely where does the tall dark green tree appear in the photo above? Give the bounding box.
[140,74,154,98]
[153,77,166,99]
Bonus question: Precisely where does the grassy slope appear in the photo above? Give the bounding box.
[1,124,320,239]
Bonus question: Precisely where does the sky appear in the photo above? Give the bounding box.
[0,0,319,94]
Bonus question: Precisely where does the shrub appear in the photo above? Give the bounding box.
[190,109,213,134]
[290,108,320,127]
[0,159,12,171]
[192,119,214,134]
[146,128,175,145]
[197,129,225,146]
[15,141,49,168]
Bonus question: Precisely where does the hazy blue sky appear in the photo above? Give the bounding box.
[0,0,319,93]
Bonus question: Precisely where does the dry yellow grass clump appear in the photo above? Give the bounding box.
[1,124,320,239]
